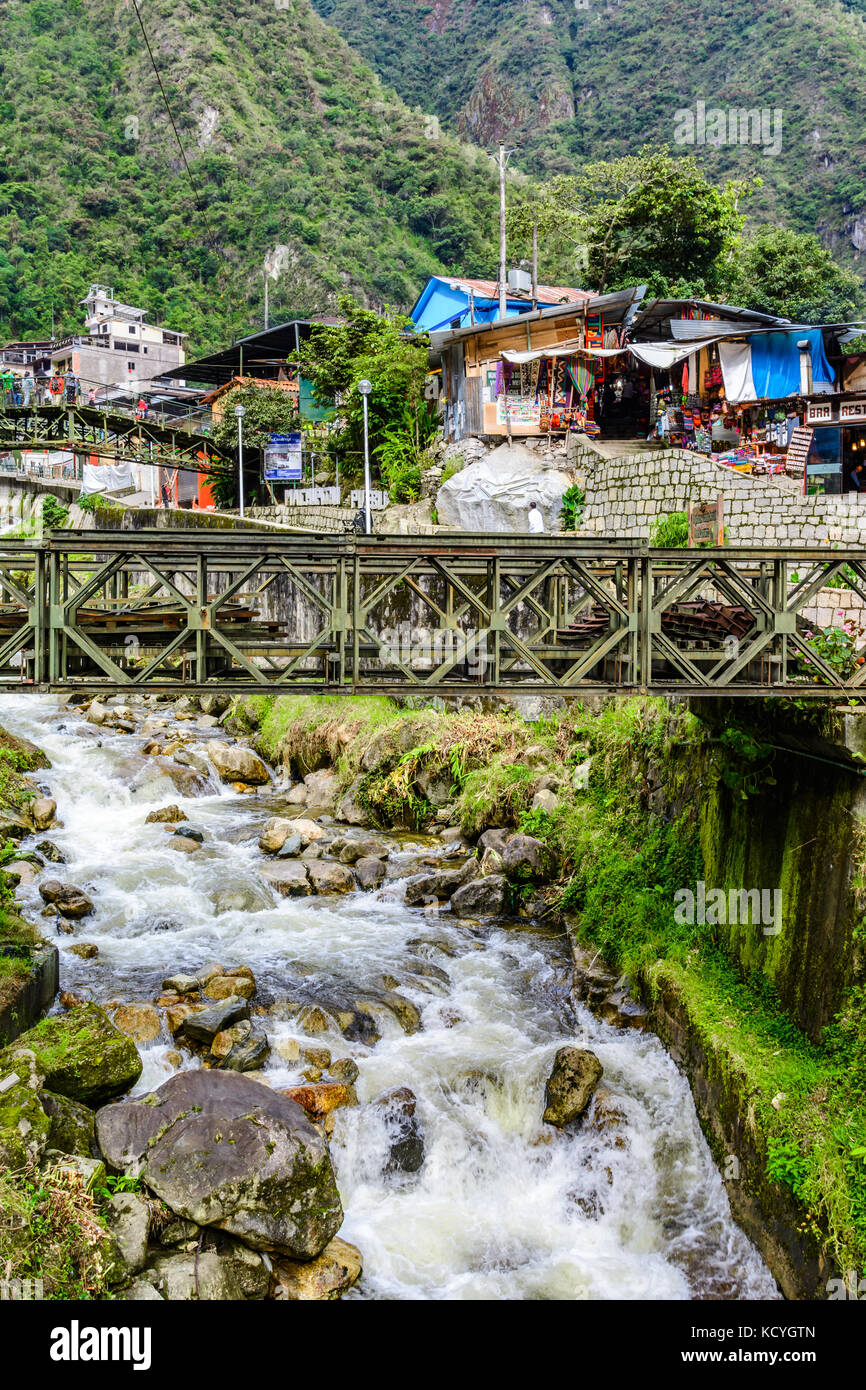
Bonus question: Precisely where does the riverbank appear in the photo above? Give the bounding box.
[233,690,866,1294]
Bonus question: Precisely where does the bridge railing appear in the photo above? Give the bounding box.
[0,531,864,695]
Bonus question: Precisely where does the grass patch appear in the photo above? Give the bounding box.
[0,1165,119,1300]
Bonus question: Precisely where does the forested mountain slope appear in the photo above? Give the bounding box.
[313,0,866,272]
[0,0,499,350]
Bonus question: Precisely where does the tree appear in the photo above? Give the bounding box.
[207,382,300,509]
[298,296,434,500]
[726,228,865,324]
[509,147,750,296]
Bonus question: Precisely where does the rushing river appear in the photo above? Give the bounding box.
[2,694,779,1301]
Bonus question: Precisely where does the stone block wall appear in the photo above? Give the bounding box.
[582,448,866,546]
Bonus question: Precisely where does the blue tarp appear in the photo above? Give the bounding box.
[748,329,834,398]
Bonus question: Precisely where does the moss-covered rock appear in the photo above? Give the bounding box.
[0,1003,143,1106]
[41,1089,97,1157]
[0,1047,50,1168]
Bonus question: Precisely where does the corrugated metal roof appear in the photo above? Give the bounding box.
[442,277,591,304]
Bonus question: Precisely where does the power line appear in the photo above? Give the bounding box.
[129,0,232,325]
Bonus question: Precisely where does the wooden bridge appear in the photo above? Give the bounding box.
[0,404,227,472]
[1,530,864,696]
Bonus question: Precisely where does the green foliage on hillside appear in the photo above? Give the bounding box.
[0,0,499,352]
[729,227,865,322]
[314,0,866,284]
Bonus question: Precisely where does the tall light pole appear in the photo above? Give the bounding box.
[235,403,246,520]
[358,378,372,536]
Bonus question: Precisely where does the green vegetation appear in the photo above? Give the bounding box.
[729,227,865,323]
[650,511,690,548]
[559,482,586,532]
[298,296,435,499]
[314,0,866,293]
[40,495,70,530]
[208,382,301,509]
[0,1166,119,1300]
[0,0,499,352]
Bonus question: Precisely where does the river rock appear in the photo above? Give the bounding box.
[0,808,34,842]
[162,974,201,996]
[106,1192,151,1275]
[111,1003,162,1044]
[404,860,479,906]
[301,1045,331,1070]
[272,1236,362,1300]
[170,835,201,854]
[339,837,387,865]
[38,879,94,918]
[354,856,386,889]
[303,769,340,812]
[450,875,509,918]
[373,1086,425,1173]
[203,973,256,1002]
[416,765,453,808]
[531,788,559,814]
[286,784,308,805]
[181,997,250,1045]
[41,1090,97,1157]
[67,941,99,960]
[501,834,556,884]
[279,1082,358,1118]
[219,1028,270,1073]
[7,859,40,885]
[32,797,57,830]
[211,1020,251,1058]
[542,1046,603,1127]
[335,777,368,826]
[130,758,209,800]
[330,1057,359,1084]
[36,839,66,862]
[144,1244,270,1301]
[0,1004,142,1105]
[165,1002,207,1035]
[95,1070,343,1258]
[200,693,232,717]
[306,861,356,895]
[146,805,187,825]
[208,743,270,786]
[258,817,296,853]
[260,861,312,897]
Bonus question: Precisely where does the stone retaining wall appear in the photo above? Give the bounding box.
[582,447,866,545]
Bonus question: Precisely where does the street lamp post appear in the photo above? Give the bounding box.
[235,404,246,520]
[358,378,372,536]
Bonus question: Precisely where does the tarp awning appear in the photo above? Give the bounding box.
[500,344,624,363]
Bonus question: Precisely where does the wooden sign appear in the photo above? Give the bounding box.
[689,495,724,547]
[786,427,813,476]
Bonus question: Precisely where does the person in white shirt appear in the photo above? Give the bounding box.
[528,501,544,533]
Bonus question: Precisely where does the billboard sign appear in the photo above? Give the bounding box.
[263,432,302,482]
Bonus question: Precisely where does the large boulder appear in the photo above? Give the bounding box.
[306,861,356,895]
[41,1090,97,1157]
[542,1046,603,1127]
[180,997,250,1046]
[449,875,509,918]
[0,1004,142,1106]
[436,442,572,534]
[105,1193,151,1275]
[95,1070,343,1259]
[336,777,369,826]
[404,860,478,906]
[38,879,94,919]
[207,743,270,787]
[500,834,556,884]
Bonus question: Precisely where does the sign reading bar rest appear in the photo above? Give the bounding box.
[264,432,302,482]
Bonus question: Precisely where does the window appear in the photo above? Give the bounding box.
[129,326,136,335]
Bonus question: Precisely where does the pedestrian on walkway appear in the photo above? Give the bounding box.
[0,367,14,405]
[22,372,34,407]
[65,373,78,404]
[528,500,545,533]
[87,387,96,407]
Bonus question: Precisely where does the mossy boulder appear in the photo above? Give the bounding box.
[0,1003,143,1106]
[41,1090,97,1157]
[0,1048,50,1168]
[95,1070,343,1259]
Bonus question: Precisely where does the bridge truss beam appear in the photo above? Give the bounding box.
[1,531,865,696]
[0,405,227,471]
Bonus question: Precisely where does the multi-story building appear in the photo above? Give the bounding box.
[0,284,187,399]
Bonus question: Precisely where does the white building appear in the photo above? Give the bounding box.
[48,285,187,398]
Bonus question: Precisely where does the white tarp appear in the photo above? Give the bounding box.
[81,461,134,495]
[500,344,623,363]
[718,340,757,404]
[627,339,720,369]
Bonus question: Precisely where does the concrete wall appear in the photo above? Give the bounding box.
[582,447,866,545]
